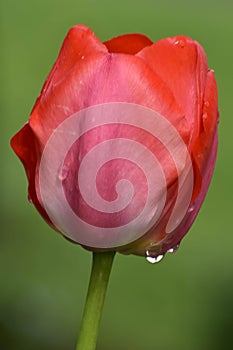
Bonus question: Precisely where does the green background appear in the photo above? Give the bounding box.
[1,0,233,349]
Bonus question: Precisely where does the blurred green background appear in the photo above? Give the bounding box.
[1,0,233,349]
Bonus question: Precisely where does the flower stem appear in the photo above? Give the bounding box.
[76,251,116,350]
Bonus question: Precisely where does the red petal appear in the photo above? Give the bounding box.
[104,33,153,54]
[10,124,53,226]
[32,24,108,112]
[192,70,219,177]
[159,129,218,257]
[137,36,208,143]
[11,123,36,182]
[29,52,108,146]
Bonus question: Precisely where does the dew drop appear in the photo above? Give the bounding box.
[59,165,69,181]
[174,39,185,48]
[204,100,210,108]
[145,250,164,264]
[202,112,208,121]
[167,244,180,254]
[188,203,195,213]
[28,195,33,204]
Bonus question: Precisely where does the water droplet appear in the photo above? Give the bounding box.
[204,100,210,108]
[59,166,69,181]
[81,55,85,60]
[202,112,208,121]
[174,39,185,48]
[167,244,179,254]
[188,203,195,213]
[145,250,164,264]
[28,195,33,204]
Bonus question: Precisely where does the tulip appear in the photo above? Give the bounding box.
[11,25,219,350]
[11,25,218,260]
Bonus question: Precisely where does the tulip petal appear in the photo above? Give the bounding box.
[29,52,107,144]
[10,124,53,226]
[155,71,218,254]
[137,36,208,142]
[33,24,108,106]
[104,33,153,54]
[121,70,219,256]
[30,53,189,150]
[11,123,35,181]
[28,53,190,240]
[159,129,218,256]
[192,70,219,185]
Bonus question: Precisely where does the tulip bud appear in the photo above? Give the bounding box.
[11,25,219,260]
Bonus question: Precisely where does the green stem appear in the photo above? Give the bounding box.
[76,251,116,350]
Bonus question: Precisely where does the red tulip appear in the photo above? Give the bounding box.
[11,25,218,261]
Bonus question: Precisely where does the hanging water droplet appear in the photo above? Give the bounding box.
[145,250,164,264]
[167,244,180,254]
[28,194,33,204]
